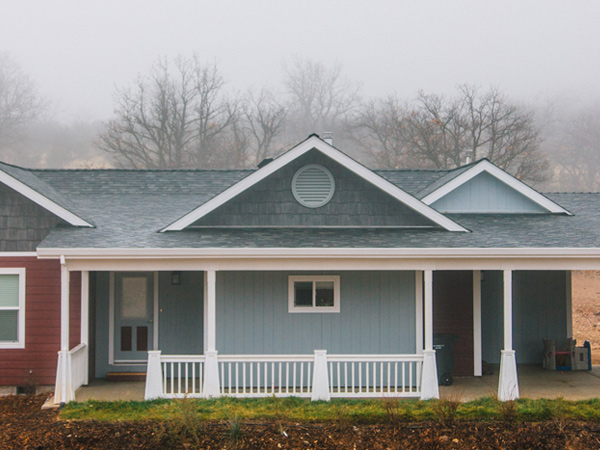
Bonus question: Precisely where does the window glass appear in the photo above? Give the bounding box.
[0,275,19,307]
[315,281,334,307]
[0,310,18,341]
[121,277,148,319]
[294,281,313,307]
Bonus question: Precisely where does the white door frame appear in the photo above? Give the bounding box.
[108,271,159,365]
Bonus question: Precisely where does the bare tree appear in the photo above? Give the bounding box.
[356,85,549,184]
[243,88,287,165]
[283,56,360,141]
[0,53,46,153]
[548,103,600,191]
[96,56,244,169]
[351,96,415,169]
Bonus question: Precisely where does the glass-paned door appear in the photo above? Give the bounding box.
[113,272,154,362]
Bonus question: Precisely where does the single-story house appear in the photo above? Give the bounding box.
[0,134,595,404]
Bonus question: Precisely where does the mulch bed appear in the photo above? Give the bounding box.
[2,394,600,449]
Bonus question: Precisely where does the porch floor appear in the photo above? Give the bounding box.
[74,365,600,402]
[441,365,600,402]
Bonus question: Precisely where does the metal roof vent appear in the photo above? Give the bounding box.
[292,164,335,208]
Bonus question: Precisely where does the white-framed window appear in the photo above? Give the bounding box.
[0,268,26,349]
[288,275,340,313]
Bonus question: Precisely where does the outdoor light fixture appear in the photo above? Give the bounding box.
[171,271,181,285]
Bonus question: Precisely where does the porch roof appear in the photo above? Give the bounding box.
[36,192,600,250]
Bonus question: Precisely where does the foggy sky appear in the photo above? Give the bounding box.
[2,1,600,122]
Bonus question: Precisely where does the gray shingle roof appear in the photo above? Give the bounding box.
[415,164,476,199]
[0,162,93,225]
[0,161,589,251]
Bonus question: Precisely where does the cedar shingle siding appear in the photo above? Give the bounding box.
[0,183,64,251]
[194,150,436,228]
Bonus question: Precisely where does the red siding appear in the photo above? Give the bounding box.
[0,257,82,386]
[433,271,474,377]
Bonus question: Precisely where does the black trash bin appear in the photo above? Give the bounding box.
[433,334,457,386]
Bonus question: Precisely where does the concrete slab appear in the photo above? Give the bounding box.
[441,365,600,401]
[75,380,145,402]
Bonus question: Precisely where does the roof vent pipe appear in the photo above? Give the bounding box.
[465,152,473,165]
[322,132,333,146]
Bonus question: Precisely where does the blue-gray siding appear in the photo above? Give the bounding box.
[94,271,204,378]
[431,172,547,213]
[215,271,416,355]
[157,271,204,355]
[481,270,568,364]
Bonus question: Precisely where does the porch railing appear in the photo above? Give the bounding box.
[161,355,205,398]
[219,355,314,397]
[54,343,88,404]
[146,350,424,401]
[327,354,422,397]
[70,343,89,393]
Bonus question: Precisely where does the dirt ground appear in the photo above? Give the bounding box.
[572,271,600,364]
[3,394,600,450]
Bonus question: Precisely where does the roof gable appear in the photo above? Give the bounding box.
[421,159,571,215]
[191,149,438,228]
[0,163,93,227]
[161,135,468,232]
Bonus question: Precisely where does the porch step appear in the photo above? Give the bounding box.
[106,372,146,382]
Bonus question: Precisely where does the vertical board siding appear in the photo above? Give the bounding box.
[432,172,547,213]
[216,271,416,355]
[158,271,204,355]
[0,258,83,386]
[95,271,205,378]
[481,270,567,364]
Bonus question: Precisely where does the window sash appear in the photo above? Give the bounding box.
[288,275,340,313]
[0,269,25,348]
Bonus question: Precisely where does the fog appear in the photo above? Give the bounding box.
[1,1,600,191]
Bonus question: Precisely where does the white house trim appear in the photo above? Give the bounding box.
[0,268,26,349]
[36,246,600,259]
[160,135,468,232]
[473,270,482,377]
[421,159,572,215]
[0,169,93,227]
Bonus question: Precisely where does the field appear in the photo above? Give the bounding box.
[572,271,600,363]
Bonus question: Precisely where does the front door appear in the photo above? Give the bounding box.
[113,272,154,363]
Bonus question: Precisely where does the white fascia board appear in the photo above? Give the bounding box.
[36,246,600,260]
[422,160,572,215]
[0,170,93,227]
[160,136,468,232]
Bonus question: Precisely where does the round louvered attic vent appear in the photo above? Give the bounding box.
[292,164,335,208]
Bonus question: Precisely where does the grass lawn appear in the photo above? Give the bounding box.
[60,395,600,423]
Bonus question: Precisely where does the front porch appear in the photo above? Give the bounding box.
[52,263,575,404]
[72,365,600,402]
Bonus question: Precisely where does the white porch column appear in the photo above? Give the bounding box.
[80,271,89,385]
[420,270,439,400]
[415,271,423,355]
[473,270,482,376]
[56,257,73,404]
[566,271,573,338]
[498,269,519,401]
[311,350,330,401]
[204,270,216,352]
[145,350,163,400]
[202,270,220,397]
